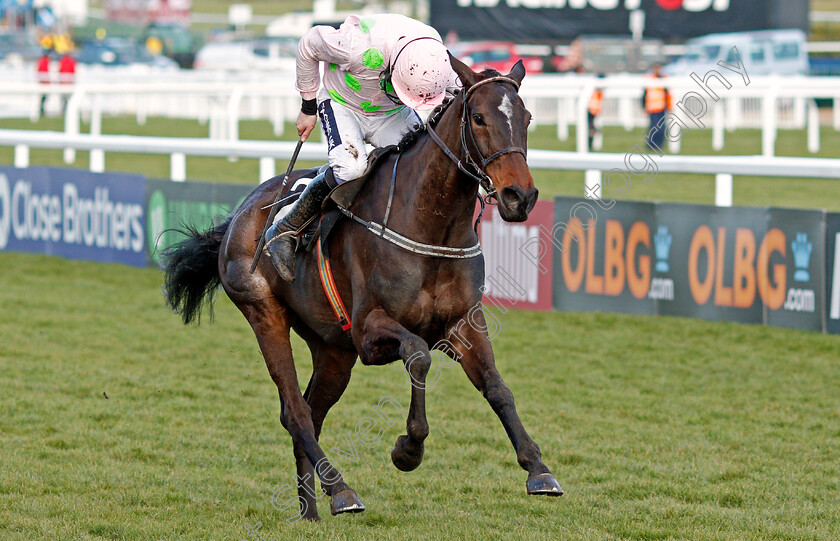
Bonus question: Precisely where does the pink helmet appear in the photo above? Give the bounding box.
[390,36,451,111]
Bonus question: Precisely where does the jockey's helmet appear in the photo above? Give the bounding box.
[390,36,450,111]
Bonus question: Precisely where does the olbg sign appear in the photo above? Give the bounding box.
[552,199,826,331]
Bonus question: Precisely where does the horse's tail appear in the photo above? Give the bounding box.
[160,217,231,325]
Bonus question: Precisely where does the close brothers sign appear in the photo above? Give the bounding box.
[1,166,838,334]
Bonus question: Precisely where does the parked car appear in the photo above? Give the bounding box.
[140,23,199,69]
[76,38,178,69]
[810,55,840,77]
[0,30,42,64]
[193,37,297,71]
[664,29,808,76]
[450,41,546,74]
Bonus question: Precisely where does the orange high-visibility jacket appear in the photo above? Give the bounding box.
[588,89,603,116]
[643,75,670,113]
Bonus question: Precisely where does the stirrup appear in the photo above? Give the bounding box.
[263,214,318,255]
[263,229,296,252]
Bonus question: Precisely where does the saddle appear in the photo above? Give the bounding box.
[279,145,399,253]
[326,145,398,210]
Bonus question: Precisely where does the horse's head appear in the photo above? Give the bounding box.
[449,54,537,222]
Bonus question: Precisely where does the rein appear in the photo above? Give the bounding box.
[337,75,525,260]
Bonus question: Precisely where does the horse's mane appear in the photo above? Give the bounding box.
[393,93,456,152]
[394,68,504,153]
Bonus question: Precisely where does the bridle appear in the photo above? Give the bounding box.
[427,76,528,201]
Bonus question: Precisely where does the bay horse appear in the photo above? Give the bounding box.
[161,56,562,521]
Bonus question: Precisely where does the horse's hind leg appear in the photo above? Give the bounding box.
[360,309,431,472]
[446,310,563,496]
[293,338,357,520]
[239,299,364,516]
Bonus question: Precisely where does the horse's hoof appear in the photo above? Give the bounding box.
[391,434,424,472]
[526,473,564,496]
[330,488,365,516]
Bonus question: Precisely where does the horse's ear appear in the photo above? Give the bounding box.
[448,51,479,91]
[507,59,526,86]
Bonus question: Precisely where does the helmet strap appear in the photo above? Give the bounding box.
[379,36,444,105]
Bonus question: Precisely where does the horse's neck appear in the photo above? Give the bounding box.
[382,113,478,247]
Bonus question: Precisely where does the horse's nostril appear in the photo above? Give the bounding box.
[501,186,537,215]
[525,187,538,212]
[500,186,525,208]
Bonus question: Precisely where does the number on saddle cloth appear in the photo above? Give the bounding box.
[271,167,323,224]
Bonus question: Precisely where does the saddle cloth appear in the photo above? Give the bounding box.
[272,145,398,337]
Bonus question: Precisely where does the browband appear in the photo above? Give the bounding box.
[465,76,521,98]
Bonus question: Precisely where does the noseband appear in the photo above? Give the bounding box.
[427,76,528,199]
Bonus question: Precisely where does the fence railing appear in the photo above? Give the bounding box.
[2,128,838,208]
[2,71,839,156]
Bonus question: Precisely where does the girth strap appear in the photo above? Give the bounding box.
[316,232,352,337]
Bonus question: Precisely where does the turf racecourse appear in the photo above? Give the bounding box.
[1,252,839,540]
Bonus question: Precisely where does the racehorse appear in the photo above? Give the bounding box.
[161,55,563,521]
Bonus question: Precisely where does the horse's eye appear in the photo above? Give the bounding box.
[472,113,485,126]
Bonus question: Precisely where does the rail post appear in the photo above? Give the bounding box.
[90,94,105,173]
[556,97,568,141]
[64,88,83,164]
[171,152,186,182]
[715,174,733,207]
[808,99,820,154]
[14,144,29,168]
[762,90,777,157]
[712,100,725,151]
[585,169,601,199]
[259,157,276,183]
[577,84,593,153]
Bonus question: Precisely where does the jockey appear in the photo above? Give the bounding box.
[264,13,459,281]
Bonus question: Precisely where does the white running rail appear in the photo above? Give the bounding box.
[2,128,838,208]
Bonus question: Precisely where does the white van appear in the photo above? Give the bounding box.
[193,37,298,71]
[664,29,808,77]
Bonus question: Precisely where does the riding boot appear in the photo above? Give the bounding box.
[264,168,337,281]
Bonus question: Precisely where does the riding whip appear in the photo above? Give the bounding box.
[250,138,304,274]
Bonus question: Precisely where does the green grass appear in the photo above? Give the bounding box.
[813,0,840,12]
[1,251,839,540]
[2,115,840,211]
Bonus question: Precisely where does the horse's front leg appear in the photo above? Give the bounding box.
[359,308,430,472]
[445,309,563,496]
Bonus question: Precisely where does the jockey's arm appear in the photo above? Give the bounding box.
[296,24,353,139]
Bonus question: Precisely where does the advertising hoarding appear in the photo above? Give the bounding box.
[480,200,555,311]
[825,213,840,335]
[145,178,251,265]
[552,197,826,332]
[0,167,147,267]
[429,0,808,42]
